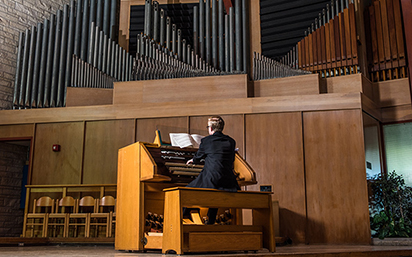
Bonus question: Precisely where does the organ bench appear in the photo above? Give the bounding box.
[162,187,276,254]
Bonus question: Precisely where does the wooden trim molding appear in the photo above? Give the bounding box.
[400,0,412,104]
[0,93,363,126]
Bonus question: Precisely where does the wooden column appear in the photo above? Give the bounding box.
[400,0,412,103]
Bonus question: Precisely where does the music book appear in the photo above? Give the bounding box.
[169,133,204,148]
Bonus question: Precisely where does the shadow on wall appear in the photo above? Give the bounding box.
[279,208,326,245]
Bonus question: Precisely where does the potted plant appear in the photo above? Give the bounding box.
[369,171,412,239]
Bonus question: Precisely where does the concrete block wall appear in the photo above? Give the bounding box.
[0,141,28,237]
[0,0,70,110]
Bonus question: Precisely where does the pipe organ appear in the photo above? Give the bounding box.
[12,0,410,109]
[13,0,315,109]
[135,0,249,75]
[253,53,311,81]
[12,0,135,109]
[136,0,310,81]
[290,0,407,81]
[365,0,406,82]
[293,0,359,78]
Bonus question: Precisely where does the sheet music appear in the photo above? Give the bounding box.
[169,133,204,148]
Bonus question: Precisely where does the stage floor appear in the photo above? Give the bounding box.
[1,244,412,257]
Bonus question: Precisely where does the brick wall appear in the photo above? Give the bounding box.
[0,141,29,237]
[0,0,70,110]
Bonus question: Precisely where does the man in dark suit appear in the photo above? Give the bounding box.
[185,116,240,224]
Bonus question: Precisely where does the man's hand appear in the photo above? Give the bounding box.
[186,159,194,165]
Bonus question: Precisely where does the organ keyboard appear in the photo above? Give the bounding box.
[115,131,259,252]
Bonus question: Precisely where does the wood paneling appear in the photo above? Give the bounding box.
[381,104,412,123]
[66,88,113,107]
[245,113,306,244]
[400,0,412,102]
[136,117,188,143]
[361,93,381,122]
[83,120,136,184]
[378,78,411,107]
[254,74,320,97]
[189,115,244,156]
[113,74,250,105]
[362,75,380,104]
[303,110,371,244]
[31,122,84,185]
[116,142,143,251]
[322,75,380,106]
[250,0,261,66]
[0,93,363,125]
[250,93,361,114]
[0,124,33,139]
[323,74,363,94]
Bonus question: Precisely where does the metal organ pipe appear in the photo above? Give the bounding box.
[212,0,217,68]
[24,25,36,108]
[57,5,69,107]
[13,32,24,108]
[205,0,211,64]
[153,1,160,42]
[193,6,198,57]
[50,10,62,107]
[218,0,224,71]
[242,0,249,73]
[36,20,48,108]
[44,14,55,107]
[229,7,234,72]
[103,0,110,35]
[160,9,165,46]
[235,0,242,72]
[199,0,204,59]
[109,0,117,39]
[64,0,76,106]
[31,23,43,108]
[166,17,171,50]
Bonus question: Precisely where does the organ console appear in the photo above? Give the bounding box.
[115,131,275,253]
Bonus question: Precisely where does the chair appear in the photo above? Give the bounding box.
[67,196,96,237]
[47,196,75,237]
[90,196,116,237]
[22,196,54,237]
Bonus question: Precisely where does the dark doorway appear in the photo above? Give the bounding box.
[0,140,30,237]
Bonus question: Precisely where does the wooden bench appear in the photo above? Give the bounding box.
[162,187,276,254]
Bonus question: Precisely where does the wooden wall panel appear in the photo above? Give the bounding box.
[31,122,84,185]
[83,120,136,184]
[378,78,411,107]
[245,112,306,244]
[189,115,245,156]
[113,75,250,105]
[254,74,320,97]
[381,104,412,123]
[303,110,371,244]
[0,124,34,139]
[66,88,113,107]
[136,117,188,143]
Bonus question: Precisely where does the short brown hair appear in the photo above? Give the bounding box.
[208,116,225,132]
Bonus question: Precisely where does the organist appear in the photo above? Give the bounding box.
[185,116,240,224]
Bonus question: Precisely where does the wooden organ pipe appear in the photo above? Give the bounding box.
[296,0,359,78]
[365,0,407,81]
